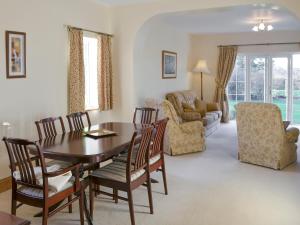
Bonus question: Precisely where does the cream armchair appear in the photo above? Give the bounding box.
[236,102,299,170]
[161,100,205,155]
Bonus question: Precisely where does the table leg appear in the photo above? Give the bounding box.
[83,190,93,225]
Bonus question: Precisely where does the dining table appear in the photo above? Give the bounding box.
[33,122,148,225]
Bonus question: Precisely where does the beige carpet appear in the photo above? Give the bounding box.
[1,121,300,225]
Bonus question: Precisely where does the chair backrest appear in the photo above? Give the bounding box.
[35,116,65,140]
[3,137,45,189]
[133,107,158,125]
[236,102,285,156]
[126,126,154,181]
[161,100,180,125]
[151,118,169,157]
[66,111,91,131]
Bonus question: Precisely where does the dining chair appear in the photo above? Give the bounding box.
[2,137,84,225]
[35,116,73,212]
[35,117,66,140]
[149,118,169,195]
[89,126,155,225]
[114,118,169,195]
[133,107,158,124]
[66,111,91,132]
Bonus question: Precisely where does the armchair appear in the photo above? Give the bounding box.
[161,100,205,155]
[236,102,299,170]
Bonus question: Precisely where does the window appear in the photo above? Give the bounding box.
[227,55,246,119]
[83,35,99,110]
[227,53,300,123]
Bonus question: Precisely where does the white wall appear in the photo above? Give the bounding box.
[189,31,300,102]
[133,18,189,106]
[0,0,112,178]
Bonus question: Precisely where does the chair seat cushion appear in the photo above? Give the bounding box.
[149,154,161,165]
[13,163,72,193]
[91,161,145,183]
[114,150,160,165]
[17,180,74,199]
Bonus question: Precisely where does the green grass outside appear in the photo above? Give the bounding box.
[229,98,300,124]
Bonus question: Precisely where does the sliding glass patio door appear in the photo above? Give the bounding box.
[227,53,300,123]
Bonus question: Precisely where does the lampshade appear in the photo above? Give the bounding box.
[193,60,211,74]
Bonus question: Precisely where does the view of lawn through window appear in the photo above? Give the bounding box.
[227,53,300,124]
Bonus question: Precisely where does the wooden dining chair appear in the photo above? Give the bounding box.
[114,118,169,195]
[35,116,73,213]
[89,126,155,225]
[66,111,91,132]
[133,107,158,124]
[35,117,65,140]
[2,137,84,225]
[149,118,169,195]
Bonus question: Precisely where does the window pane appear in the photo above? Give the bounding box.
[236,56,246,81]
[250,57,265,102]
[237,82,245,95]
[83,36,99,110]
[293,54,300,124]
[272,57,288,120]
[237,95,245,101]
[227,82,236,95]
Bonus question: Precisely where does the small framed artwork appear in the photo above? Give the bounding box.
[162,50,177,79]
[6,31,26,78]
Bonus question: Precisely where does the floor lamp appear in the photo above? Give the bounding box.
[193,59,211,101]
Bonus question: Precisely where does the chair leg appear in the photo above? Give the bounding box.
[11,198,16,215]
[42,206,49,225]
[146,173,154,214]
[68,195,72,213]
[127,189,135,225]
[79,191,84,225]
[113,188,118,204]
[89,180,94,219]
[161,163,168,195]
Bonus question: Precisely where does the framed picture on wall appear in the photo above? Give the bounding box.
[162,50,177,79]
[6,31,26,78]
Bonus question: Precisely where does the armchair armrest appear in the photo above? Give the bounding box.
[207,102,220,112]
[181,112,201,121]
[180,121,204,134]
[285,127,299,143]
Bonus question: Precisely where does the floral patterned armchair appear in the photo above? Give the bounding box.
[236,102,299,170]
[161,100,205,155]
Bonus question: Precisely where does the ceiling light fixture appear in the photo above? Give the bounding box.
[252,20,274,32]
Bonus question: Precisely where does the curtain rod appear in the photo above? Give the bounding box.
[65,25,114,37]
[218,42,300,47]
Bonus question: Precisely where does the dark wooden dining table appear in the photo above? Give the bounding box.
[33,122,147,225]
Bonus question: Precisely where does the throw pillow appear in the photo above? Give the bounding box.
[207,102,221,112]
[182,102,195,112]
[194,98,207,117]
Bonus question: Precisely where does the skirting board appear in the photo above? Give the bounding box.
[0,176,11,193]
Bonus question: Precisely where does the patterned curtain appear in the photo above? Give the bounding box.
[214,46,238,122]
[68,28,85,113]
[97,35,113,111]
